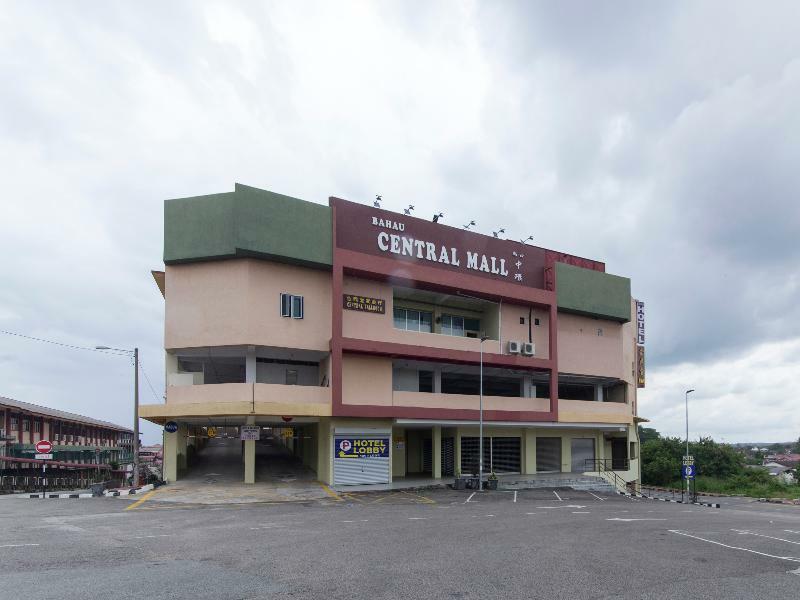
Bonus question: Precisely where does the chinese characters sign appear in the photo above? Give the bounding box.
[343,294,386,314]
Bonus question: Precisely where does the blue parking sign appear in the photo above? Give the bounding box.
[681,464,696,479]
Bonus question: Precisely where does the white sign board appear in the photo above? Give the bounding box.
[636,300,645,345]
[240,425,261,441]
[35,453,53,460]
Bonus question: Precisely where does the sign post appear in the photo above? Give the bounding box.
[240,425,261,441]
[35,440,52,499]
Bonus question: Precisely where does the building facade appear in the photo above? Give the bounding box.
[142,184,643,488]
[0,396,133,466]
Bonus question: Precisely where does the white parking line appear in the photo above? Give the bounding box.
[607,518,666,522]
[513,491,517,503]
[587,491,605,501]
[732,530,800,546]
[131,534,174,539]
[669,530,800,563]
[572,511,590,514]
[408,517,427,520]
[465,492,476,504]
[786,530,800,535]
[553,491,562,501]
[0,543,40,548]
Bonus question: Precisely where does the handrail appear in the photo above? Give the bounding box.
[584,458,630,494]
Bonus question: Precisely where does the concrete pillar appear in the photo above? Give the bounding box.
[523,429,536,474]
[432,426,442,479]
[244,416,255,484]
[454,429,462,475]
[561,436,571,473]
[163,428,178,483]
[433,367,442,393]
[595,384,603,402]
[177,423,188,472]
[245,346,257,384]
[165,351,178,385]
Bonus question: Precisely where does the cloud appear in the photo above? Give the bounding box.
[0,1,798,443]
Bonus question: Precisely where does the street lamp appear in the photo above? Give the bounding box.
[479,333,490,491]
[685,388,695,498]
[97,345,139,487]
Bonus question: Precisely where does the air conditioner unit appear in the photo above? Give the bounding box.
[521,342,535,356]
[507,340,521,354]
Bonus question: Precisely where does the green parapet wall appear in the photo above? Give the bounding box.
[556,262,631,322]
[164,183,332,268]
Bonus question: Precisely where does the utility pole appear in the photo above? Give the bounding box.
[133,347,140,487]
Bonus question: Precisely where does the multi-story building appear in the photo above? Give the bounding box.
[142,184,644,488]
[0,396,133,466]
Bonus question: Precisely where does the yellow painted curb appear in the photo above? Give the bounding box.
[319,483,343,501]
[125,489,158,510]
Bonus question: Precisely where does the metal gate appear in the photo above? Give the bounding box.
[461,437,521,474]
[333,431,390,486]
[536,437,561,473]
[422,438,432,473]
[570,438,595,472]
[441,437,454,476]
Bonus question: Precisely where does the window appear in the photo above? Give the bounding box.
[280,293,304,319]
[441,314,464,336]
[10,417,17,429]
[285,369,298,385]
[418,370,434,393]
[393,307,432,332]
[34,421,41,433]
[23,420,30,432]
[441,314,481,337]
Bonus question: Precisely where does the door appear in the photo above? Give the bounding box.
[333,433,391,486]
[536,437,562,473]
[570,438,595,472]
[441,437,454,476]
[611,438,627,471]
[421,438,432,474]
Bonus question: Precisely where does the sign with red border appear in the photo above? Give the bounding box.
[35,440,52,454]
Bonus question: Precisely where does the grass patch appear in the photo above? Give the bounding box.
[663,476,800,499]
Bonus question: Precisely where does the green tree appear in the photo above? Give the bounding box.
[638,427,660,444]
[792,436,800,454]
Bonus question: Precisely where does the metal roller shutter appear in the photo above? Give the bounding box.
[441,437,454,476]
[333,433,390,486]
[536,437,561,473]
[461,437,521,474]
[570,438,595,472]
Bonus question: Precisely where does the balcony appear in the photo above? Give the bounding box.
[154,383,331,418]
[393,391,549,413]
[557,399,632,424]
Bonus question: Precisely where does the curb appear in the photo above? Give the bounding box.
[635,492,720,509]
[104,484,154,497]
[28,492,93,499]
[25,484,155,499]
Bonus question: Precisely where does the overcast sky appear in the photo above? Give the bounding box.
[1,1,798,445]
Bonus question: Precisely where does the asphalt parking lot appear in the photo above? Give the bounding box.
[1,487,799,599]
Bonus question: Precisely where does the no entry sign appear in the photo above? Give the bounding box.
[35,440,52,454]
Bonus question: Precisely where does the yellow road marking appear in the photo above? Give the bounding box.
[125,489,157,511]
[401,490,436,504]
[320,483,343,502]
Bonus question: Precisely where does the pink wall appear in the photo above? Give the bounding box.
[500,302,550,359]
[342,355,393,405]
[557,313,624,378]
[393,391,549,412]
[165,259,332,351]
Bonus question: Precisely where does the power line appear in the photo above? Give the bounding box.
[0,330,129,356]
[137,359,163,404]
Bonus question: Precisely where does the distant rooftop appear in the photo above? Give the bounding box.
[0,395,131,432]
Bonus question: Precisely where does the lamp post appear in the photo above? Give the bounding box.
[685,388,695,499]
[479,334,489,491]
[97,346,139,487]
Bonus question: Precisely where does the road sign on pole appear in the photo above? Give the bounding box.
[681,464,696,479]
[35,440,53,454]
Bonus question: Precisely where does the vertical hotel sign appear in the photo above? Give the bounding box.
[635,300,645,388]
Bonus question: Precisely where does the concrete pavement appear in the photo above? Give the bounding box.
[2,486,800,599]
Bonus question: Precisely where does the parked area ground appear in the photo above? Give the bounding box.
[1,486,799,599]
